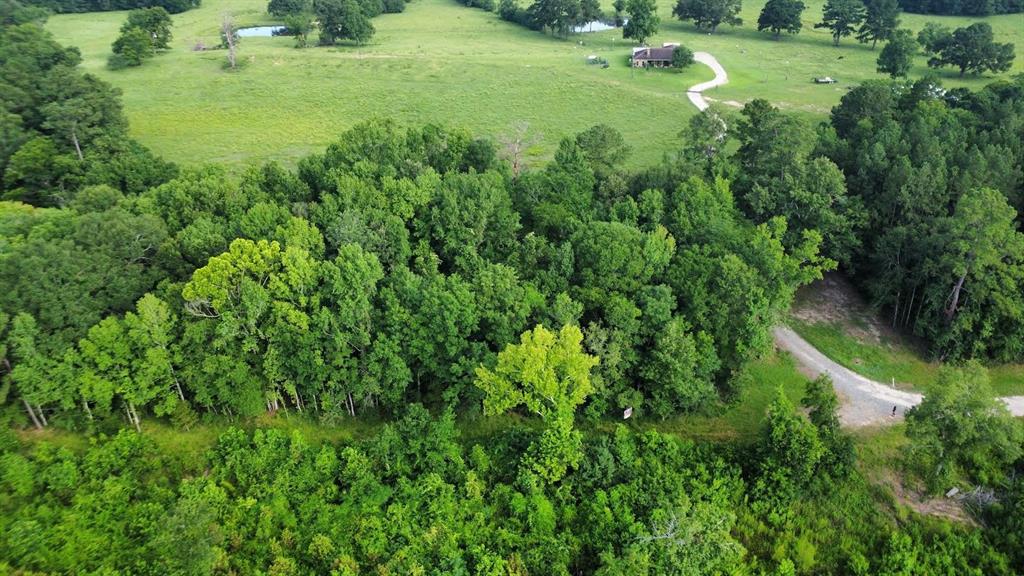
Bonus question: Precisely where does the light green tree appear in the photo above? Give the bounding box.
[124,294,184,411]
[475,324,598,482]
[905,362,1023,492]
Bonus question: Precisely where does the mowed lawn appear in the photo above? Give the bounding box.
[46,0,1023,168]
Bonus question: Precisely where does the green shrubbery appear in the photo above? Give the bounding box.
[108,7,172,68]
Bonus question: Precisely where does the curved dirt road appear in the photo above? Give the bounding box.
[687,52,728,111]
[773,326,1024,427]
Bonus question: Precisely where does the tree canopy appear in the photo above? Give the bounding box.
[2,12,1024,576]
[926,22,1015,76]
[623,0,659,44]
[814,0,865,45]
[757,0,805,38]
[672,0,743,33]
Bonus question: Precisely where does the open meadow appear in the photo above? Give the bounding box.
[45,0,1024,168]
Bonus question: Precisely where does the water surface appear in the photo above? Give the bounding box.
[237,26,287,37]
[573,20,621,33]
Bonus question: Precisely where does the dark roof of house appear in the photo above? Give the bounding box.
[632,47,675,61]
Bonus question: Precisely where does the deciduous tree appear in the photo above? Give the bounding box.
[814,0,864,46]
[316,0,375,45]
[475,324,598,482]
[926,22,1014,76]
[673,0,742,33]
[876,28,915,77]
[757,0,804,38]
[269,0,310,15]
[122,7,173,49]
[856,0,899,48]
[905,363,1023,492]
[109,26,154,68]
[622,0,658,44]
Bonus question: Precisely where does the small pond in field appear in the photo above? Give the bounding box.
[573,20,621,33]
[236,25,287,37]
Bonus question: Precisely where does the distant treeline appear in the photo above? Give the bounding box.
[898,0,1021,15]
[22,0,199,14]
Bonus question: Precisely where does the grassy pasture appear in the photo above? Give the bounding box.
[638,0,1024,116]
[46,0,713,167]
[46,0,1023,168]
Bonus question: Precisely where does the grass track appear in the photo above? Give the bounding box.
[46,0,1024,168]
[15,353,812,462]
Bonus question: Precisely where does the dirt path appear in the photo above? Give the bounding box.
[773,326,1024,427]
[687,52,728,111]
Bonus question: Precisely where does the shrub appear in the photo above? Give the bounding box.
[671,45,694,69]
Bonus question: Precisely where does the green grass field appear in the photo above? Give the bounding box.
[45,0,1024,168]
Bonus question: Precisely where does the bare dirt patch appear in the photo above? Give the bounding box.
[869,468,975,524]
[792,272,884,344]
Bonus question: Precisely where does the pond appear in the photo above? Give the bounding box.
[573,20,621,33]
[236,25,288,38]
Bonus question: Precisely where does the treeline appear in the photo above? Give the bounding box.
[898,0,1022,15]
[824,78,1024,361]
[497,0,605,37]
[22,0,199,14]
[0,0,834,432]
[680,76,1024,363]
[0,115,831,429]
[0,17,177,205]
[267,0,409,46]
[2,390,1020,574]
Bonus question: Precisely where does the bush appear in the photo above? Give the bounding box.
[671,45,694,69]
[109,25,154,68]
[459,0,495,10]
[498,0,536,27]
[106,52,131,69]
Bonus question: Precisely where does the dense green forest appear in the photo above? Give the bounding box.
[898,0,1022,15]
[2,4,1024,574]
[2,398,1021,575]
[19,0,200,15]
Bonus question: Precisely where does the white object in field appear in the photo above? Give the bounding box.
[945,487,960,498]
[623,407,633,419]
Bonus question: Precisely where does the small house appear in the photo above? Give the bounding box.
[631,44,677,68]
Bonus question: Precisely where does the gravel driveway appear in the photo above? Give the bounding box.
[686,52,728,111]
[773,326,1024,427]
